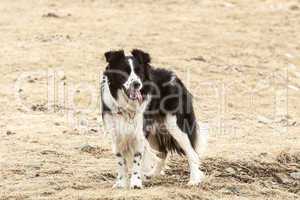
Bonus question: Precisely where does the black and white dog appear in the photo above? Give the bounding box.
[101,49,208,189]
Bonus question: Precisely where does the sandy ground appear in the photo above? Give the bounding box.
[1,0,300,199]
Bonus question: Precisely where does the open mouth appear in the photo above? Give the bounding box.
[123,87,143,104]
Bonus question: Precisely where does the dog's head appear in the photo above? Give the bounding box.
[104,49,151,103]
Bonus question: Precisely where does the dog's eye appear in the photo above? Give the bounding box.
[125,66,130,75]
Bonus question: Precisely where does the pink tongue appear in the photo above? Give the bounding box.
[136,91,143,104]
[129,89,143,104]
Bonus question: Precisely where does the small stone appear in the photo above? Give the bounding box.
[290,172,300,180]
[80,144,95,153]
[274,173,292,184]
[31,105,37,111]
[6,131,16,135]
[54,122,60,126]
[290,5,299,10]
[90,129,98,133]
[257,116,272,124]
[190,56,206,62]
[259,152,268,157]
[225,167,235,174]
[42,12,60,18]
[290,121,297,126]
[31,104,47,112]
[40,150,59,155]
[226,186,240,194]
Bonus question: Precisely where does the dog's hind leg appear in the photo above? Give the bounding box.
[143,132,167,177]
[152,152,167,176]
[142,147,167,178]
[165,114,204,185]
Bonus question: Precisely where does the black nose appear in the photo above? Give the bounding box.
[132,81,141,89]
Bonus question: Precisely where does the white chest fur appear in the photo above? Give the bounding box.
[107,112,144,154]
[101,76,150,154]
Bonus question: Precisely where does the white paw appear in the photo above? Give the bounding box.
[187,169,204,186]
[160,170,165,176]
[187,179,201,186]
[148,161,165,177]
[130,176,143,189]
[112,178,127,189]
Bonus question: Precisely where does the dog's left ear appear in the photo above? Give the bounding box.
[104,50,125,65]
[131,49,151,64]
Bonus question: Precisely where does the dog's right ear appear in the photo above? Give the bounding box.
[104,50,125,65]
[131,49,151,64]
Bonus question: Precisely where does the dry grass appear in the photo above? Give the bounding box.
[1,0,300,199]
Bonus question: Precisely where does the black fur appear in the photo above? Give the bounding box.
[101,49,151,103]
[143,68,197,155]
[101,49,197,156]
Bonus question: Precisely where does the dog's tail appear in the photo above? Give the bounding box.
[193,122,209,157]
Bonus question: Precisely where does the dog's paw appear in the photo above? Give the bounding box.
[160,170,165,175]
[131,184,142,189]
[130,177,143,189]
[187,170,204,186]
[187,179,201,186]
[112,179,127,189]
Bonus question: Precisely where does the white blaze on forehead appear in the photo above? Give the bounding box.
[123,57,142,90]
[128,58,134,71]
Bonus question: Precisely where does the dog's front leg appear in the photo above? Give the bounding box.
[130,142,144,189]
[104,115,128,189]
[112,136,128,189]
[113,152,128,189]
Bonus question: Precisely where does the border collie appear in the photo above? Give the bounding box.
[101,49,208,189]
